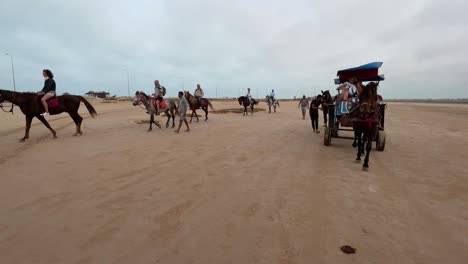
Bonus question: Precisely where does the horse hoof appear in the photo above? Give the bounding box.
[352,143,357,148]
[363,164,369,169]
[53,135,58,139]
[19,139,26,143]
[147,129,152,132]
[355,158,361,162]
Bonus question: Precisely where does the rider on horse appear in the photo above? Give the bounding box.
[194,84,204,108]
[247,88,253,105]
[270,89,275,100]
[153,80,166,115]
[38,69,56,116]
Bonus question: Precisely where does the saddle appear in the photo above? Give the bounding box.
[36,94,59,108]
[151,98,167,110]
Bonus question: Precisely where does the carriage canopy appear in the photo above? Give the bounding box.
[334,62,384,84]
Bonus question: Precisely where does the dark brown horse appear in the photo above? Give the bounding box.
[350,82,380,168]
[321,90,334,126]
[184,91,214,122]
[0,89,97,142]
[238,96,258,116]
[132,91,178,130]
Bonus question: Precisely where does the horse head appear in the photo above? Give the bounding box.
[238,97,243,105]
[133,91,147,106]
[321,90,332,102]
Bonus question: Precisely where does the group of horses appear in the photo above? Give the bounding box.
[237,95,279,115]
[320,82,381,168]
[1,86,379,169]
[132,91,214,131]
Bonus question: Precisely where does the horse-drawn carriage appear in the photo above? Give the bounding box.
[323,62,387,152]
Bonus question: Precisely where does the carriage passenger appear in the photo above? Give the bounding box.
[337,77,363,101]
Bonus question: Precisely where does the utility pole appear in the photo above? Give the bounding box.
[5,53,16,91]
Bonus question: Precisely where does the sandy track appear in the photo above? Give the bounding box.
[0,100,467,264]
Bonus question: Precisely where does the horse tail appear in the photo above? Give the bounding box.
[207,100,214,110]
[78,96,98,118]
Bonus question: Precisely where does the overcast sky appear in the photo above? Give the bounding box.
[0,0,467,99]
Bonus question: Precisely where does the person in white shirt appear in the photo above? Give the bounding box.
[247,88,253,104]
[194,84,204,107]
[270,89,275,99]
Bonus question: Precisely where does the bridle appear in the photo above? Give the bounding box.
[133,93,148,110]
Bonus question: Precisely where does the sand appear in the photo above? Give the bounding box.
[0,99,467,264]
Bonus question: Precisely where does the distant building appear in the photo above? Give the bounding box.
[85,91,110,98]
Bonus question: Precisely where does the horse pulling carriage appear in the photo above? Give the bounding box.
[322,62,387,167]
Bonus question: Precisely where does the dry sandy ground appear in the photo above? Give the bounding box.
[0,99,467,264]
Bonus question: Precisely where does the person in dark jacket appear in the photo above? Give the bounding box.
[38,69,56,116]
[310,95,323,133]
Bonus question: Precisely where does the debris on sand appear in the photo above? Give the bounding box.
[340,245,357,254]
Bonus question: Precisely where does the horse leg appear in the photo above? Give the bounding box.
[356,130,362,161]
[251,105,254,115]
[148,114,154,131]
[204,106,208,121]
[190,110,195,123]
[363,131,372,168]
[20,116,34,142]
[68,112,83,136]
[352,127,357,148]
[323,110,327,126]
[166,110,170,128]
[171,110,176,128]
[36,115,58,139]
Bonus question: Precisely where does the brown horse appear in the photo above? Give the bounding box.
[0,89,97,142]
[238,96,258,116]
[184,91,214,122]
[350,82,380,168]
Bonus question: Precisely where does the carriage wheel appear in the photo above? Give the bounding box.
[376,130,386,151]
[324,126,332,146]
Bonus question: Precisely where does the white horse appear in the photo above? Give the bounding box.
[266,95,280,113]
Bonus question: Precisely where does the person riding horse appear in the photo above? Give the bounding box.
[247,88,253,104]
[153,80,166,115]
[38,69,56,116]
[270,89,275,100]
[194,84,204,107]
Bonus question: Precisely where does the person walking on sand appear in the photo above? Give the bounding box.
[310,95,323,133]
[298,95,309,120]
[175,91,190,133]
[37,69,56,116]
